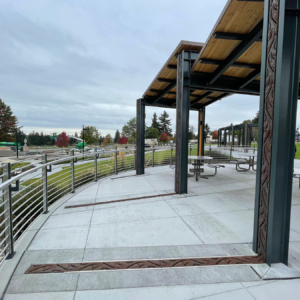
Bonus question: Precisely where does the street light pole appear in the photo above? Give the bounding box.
[15,126,23,159]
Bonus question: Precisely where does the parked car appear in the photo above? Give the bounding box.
[88,148,105,153]
[145,143,151,148]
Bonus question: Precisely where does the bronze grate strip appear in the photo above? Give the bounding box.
[65,193,176,209]
[25,255,263,274]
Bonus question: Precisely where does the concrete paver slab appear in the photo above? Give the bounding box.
[182,210,254,244]
[43,211,93,229]
[86,217,202,248]
[74,282,243,300]
[6,274,79,294]
[77,265,260,290]
[4,292,75,300]
[246,278,300,300]
[91,201,177,224]
[29,226,90,250]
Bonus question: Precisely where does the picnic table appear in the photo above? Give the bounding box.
[188,156,213,180]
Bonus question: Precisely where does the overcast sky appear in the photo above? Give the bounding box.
[0,0,299,137]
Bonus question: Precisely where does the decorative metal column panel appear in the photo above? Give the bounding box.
[136,98,145,175]
[253,0,300,265]
[175,51,191,194]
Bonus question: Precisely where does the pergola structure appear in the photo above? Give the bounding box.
[218,123,258,147]
[136,0,300,266]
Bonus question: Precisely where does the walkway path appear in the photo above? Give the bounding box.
[3,164,300,299]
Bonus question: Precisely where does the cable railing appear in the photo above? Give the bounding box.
[0,147,176,265]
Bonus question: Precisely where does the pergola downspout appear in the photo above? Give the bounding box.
[253,0,300,266]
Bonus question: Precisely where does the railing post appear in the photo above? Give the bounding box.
[94,152,98,182]
[115,146,118,174]
[42,154,48,214]
[133,150,136,170]
[70,150,75,193]
[152,146,155,167]
[3,163,14,258]
[190,144,192,156]
[209,145,211,157]
[230,145,233,161]
[170,146,173,166]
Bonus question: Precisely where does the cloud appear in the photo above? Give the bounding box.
[0,0,297,137]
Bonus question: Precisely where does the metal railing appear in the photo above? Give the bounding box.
[0,147,175,265]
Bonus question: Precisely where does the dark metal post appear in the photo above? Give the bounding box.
[253,0,300,266]
[42,154,48,214]
[175,50,191,194]
[3,164,14,258]
[70,150,75,193]
[152,146,155,167]
[94,151,98,182]
[115,146,118,174]
[232,125,234,146]
[136,98,145,175]
[15,130,18,159]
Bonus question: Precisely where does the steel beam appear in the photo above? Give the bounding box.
[253,0,300,266]
[175,51,191,194]
[209,20,263,84]
[136,99,145,175]
[190,91,213,106]
[214,32,262,41]
[151,81,176,104]
[199,58,260,69]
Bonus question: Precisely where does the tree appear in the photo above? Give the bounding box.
[0,99,18,141]
[158,111,172,135]
[56,132,69,147]
[252,111,259,124]
[151,113,160,131]
[75,132,78,138]
[188,131,195,140]
[114,130,121,143]
[80,126,99,144]
[145,127,159,139]
[51,138,56,146]
[122,117,136,138]
[105,134,112,144]
[159,132,169,143]
[212,130,218,140]
[204,124,211,139]
[118,136,128,144]
[16,130,27,146]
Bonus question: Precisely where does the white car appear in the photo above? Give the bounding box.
[88,148,105,153]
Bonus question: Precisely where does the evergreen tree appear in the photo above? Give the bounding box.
[158,110,172,135]
[122,117,136,137]
[204,124,211,139]
[0,99,18,141]
[114,130,121,143]
[252,111,259,124]
[75,132,78,138]
[151,113,160,131]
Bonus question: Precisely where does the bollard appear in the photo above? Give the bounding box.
[70,150,75,193]
[42,154,48,214]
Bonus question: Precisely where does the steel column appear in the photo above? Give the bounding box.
[253,0,300,265]
[42,154,48,214]
[197,108,205,156]
[175,51,191,194]
[136,98,145,175]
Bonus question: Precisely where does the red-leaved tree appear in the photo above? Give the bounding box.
[212,130,218,140]
[56,132,69,147]
[118,136,128,144]
[159,132,169,143]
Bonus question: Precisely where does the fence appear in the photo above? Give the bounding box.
[0,146,175,265]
